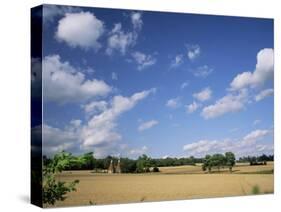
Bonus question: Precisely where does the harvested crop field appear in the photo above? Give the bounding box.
[50,163,273,207]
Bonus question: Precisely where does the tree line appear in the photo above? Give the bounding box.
[43,152,274,174]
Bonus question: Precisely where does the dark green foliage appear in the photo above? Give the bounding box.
[152,167,160,172]
[43,151,82,205]
[252,185,261,194]
[238,154,274,163]
[202,152,236,173]
[136,154,151,173]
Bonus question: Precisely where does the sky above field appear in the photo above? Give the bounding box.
[37,4,274,158]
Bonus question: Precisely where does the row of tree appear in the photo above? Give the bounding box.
[202,152,236,173]
[237,154,274,163]
[43,152,274,174]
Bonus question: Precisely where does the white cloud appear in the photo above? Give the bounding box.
[166,97,181,109]
[111,72,118,80]
[230,48,274,90]
[70,119,82,128]
[43,5,81,23]
[81,88,156,148]
[42,124,79,156]
[138,120,159,132]
[186,101,201,113]
[82,100,108,114]
[192,65,213,78]
[131,51,156,70]
[187,44,200,60]
[131,12,143,30]
[183,129,272,157]
[180,81,189,90]
[170,54,183,68]
[193,87,212,102]
[255,88,274,101]
[56,12,104,49]
[201,89,248,119]
[42,55,112,103]
[106,23,136,55]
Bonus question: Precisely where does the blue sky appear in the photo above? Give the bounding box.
[37,4,274,158]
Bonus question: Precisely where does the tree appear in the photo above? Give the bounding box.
[136,154,151,173]
[225,152,236,172]
[43,151,80,205]
[202,154,212,173]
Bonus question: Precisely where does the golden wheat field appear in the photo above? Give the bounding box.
[50,163,274,207]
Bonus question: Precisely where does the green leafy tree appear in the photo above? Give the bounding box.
[136,154,151,173]
[225,152,236,172]
[43,151,80,205]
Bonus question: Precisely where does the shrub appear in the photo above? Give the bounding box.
[152,167,160,172]
[252,185,260,194]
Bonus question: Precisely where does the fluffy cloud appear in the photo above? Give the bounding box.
[166,97,181,109]
[187,44,200,60]
[183,129,273,157]
[201,89,248,119]
[43,5,81,23]
[131,12,143,30]
[56,12,104,49]
[81,88,156,148]
[42,55,111,103]
[186,101,201,113]
[82,100,108,114]
[138,120,159,132]
[131,51,156,70]
[170,54,183,68]
[42,124,79,156]
[42,89,155,158]
[193,87,212,102]
[106,23,136,55]
[230,48,274,90]
[192,65,213,78]
[255,88,274,101]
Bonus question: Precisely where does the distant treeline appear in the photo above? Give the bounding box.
[237,154,274,163]
[43,152,274,173]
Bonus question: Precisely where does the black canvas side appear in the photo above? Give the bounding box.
[31,5,43,208]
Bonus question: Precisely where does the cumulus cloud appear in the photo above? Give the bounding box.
[81,88,156,148]
[170,54,183,68]
[138,120,159,132]
[192,65,213,78]
[42,124,79,156]
[201,89,248,119]
[42,89,155,158]
[166,97,181,109]
[183,129,273,157]
[187,44,200,60]
[42,55,111,103]
[186,101,201,113]
[106,23,136,55]
[56,12,104,49]
[43,5,81,23]
[82,100,108,114]
[230,48,274,90]
[131,12,143,30]
[193,87,212,102]
[255,88,274,102]
[131,51,156,70]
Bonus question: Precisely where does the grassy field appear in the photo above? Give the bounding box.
[50,162,274,207]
